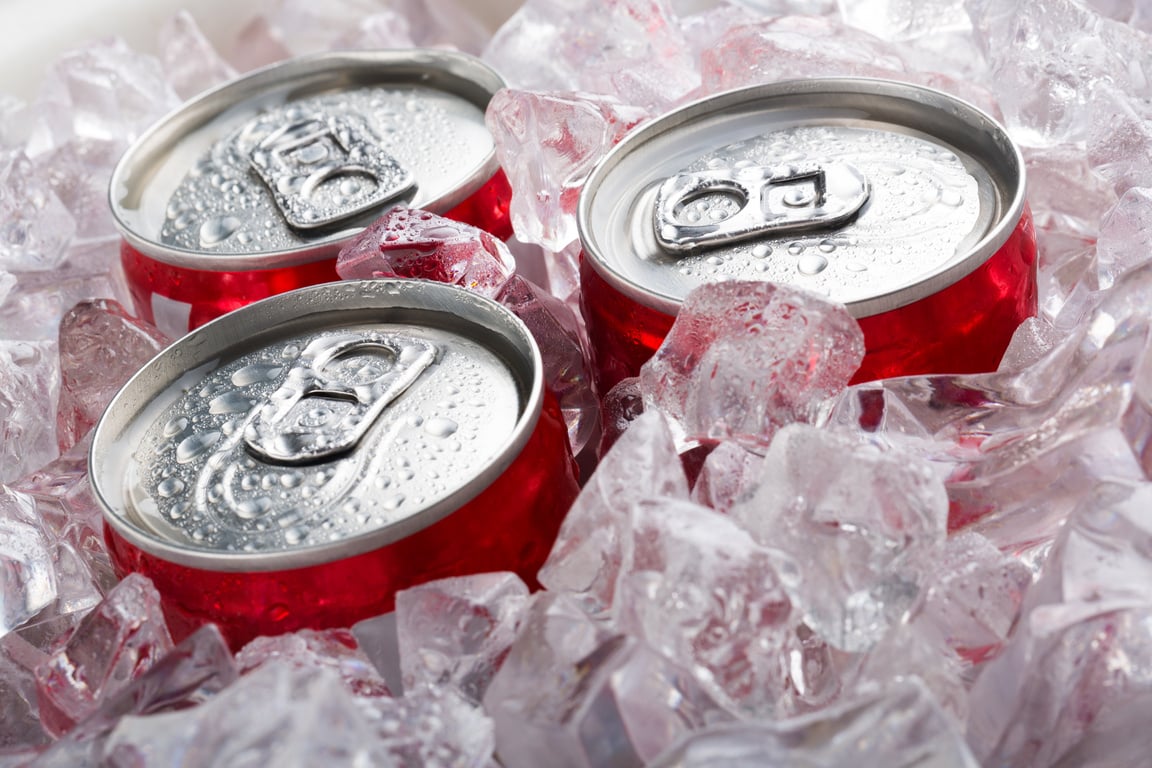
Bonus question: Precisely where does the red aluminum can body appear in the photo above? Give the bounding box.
[110,50,511,337]
[90,280,579,650]
[576,79,1038,393]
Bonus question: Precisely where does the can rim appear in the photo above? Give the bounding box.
[89,279,545,573]
[109,49,506,271]
[576,77,1028,319]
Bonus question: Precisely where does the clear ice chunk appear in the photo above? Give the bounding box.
[157,11,239,101]
[34,573,173,737]
[731,424,948,652]
[0,341,60,485]
[237,628,391,699]
[0,633,51,751]
[483,592,733,768]
[395,571,528,705]
[537,410,688,615]
[639,282,864,451]
[483,0,699,111]
[689,440,761,514]
[56,299,169,453]
[0,148,75,273]
[0,486,56,639]
[485,88,648,252]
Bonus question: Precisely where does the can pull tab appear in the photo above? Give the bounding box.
[243,332,437,465]
[652,162,870,253]
[249,114,416,230]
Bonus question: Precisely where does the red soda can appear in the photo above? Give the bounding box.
[110,50,512,338]
[577,78,1037,393]
[89,279,579,649]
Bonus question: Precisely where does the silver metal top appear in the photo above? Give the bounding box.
[90,280,543,572]
[578,78,1027,318]
[111,50,504,270]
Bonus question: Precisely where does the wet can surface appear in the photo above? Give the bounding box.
[89,279,579,649]
[577,78,1037,393]
[111,50,512,337]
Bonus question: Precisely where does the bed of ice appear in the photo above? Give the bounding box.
[3,0,1152,765]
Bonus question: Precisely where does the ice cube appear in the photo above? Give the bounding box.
[537,410,688,615]
[0,148,75,273]
[336,206,515,301]
[390,0,492,54]
[689,440,761,514]
[497,275,598,456]
[395,572,528,704]
[731,424,947,652]
[56,299,169,453]
[485,89,648,252]
[639,282,864,451]
[968,480,1152,766]
[0,633,51,751]
[483,0,699,111]
[30,624,237,766]
[237,628,391,699]
[34,573,173,737]
[483,593,733,768]
[968,0,1152,147]
[615,497,796,716]
[598,376,644,457]
[645,679,977,767]
[0,486,56,639]
[0,341,60,484]
[157,11,239,101]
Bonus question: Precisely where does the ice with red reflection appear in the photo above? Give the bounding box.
[639,281,864,451]
[538,410,688,616]
[336,206,515,300]
[968,480,1152,766]
[30,624,237,766]
[483,592,734,768]
[34,573,174,738]
[56,299,169,454]
[395,571,528,704]
[485,88,648,252]
[597,376,643,456]
[483,0,698,110]
[237,628,391,699]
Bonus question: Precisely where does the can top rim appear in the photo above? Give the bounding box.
[89,278,545,572]
[110,49,506,271]
[576,76,1028,319]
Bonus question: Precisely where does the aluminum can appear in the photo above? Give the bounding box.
[89,279,579,649]
[577,78,1037,393]
[111,50,512,338]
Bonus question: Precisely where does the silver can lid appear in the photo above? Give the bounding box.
[90,279,542,572]
[577,78,1027,318]
[110,50,504,270]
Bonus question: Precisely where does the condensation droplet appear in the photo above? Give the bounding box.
[424,417,459,438]
[163,417,189,437]
[199,216,242,247]
[176,431,221,463]
[751,244,771,258]
[797,253,829,276]
[236,497,273,520]
[787,242,805,256]
[818,241,837,254]
[940,189,963,206]
[157,477,186,498]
